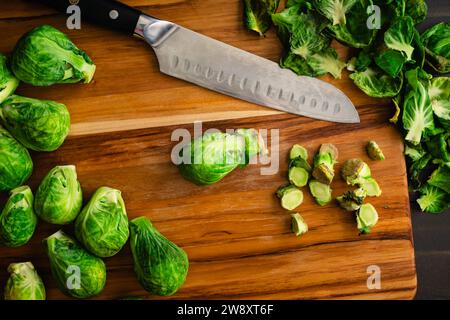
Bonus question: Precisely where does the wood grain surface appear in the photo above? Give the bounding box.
[0,0,416,299]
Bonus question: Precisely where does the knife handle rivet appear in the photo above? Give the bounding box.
[109,10,119,20]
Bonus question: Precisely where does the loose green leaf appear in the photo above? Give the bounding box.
[0,95,70,152]
[384,16,415,61]
[313,0,358,26]
[428,166,450,194]
[0,125,33,192]
[243,0,280,36]
[308,47,346,79]
[75,187,129,258]
[406,0,428,24]
[421,22,450,74]
[0,186,37,247]
[349,67,403,98]
[280,51,317,76]
[375,47,407,77]
[290,13,330,59]
[11,25,96,86]
[0,53,19,104]
[4,262,45,300]
[130,217,189,296]
[417,184,450,214]
[428,77,450,129]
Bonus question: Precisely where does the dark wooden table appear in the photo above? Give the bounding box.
[412,0,450,300]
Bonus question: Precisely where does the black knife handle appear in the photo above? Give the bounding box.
[39,0,143,35]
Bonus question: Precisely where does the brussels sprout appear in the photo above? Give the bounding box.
[425,134,449,163]
[291,213,308,237]
[0,125,33,192]
[4,262,46,300]
[336,187,367,211]
[0,95,70,152]
[290,144,308,161]
[366,141,385,161]
[312,144,338,185]
[309,180,332,206]
[75,187,129,258]
[349,67,403,98]
[44,230,106,298]
[178,129,265,185]
[35,165,83,225]
[276,185,304,210]
[243,0,280,36]
[0,186,37,247]
[421,22,450,74]
[417,184,450,214]
[0,53,19,104]
[390,94,402,124]
[11,25,96,86]
[356,203,379,234]
[130,217,189,296]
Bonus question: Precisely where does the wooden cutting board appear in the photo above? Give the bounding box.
[0,0,416,299]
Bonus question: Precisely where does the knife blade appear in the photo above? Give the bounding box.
[40,0,359,123]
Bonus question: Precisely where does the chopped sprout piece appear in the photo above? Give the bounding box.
[291,213,308,237]
[290,144,308,160]
[289,167,310,187]
[277,185,304,211]
[309,180,332,206]
[359,178,382,197]
[341,158,371,186]
[366,141,386,161]
[312,144,338,185]
[356,204,379,234]
[336,187,367,211]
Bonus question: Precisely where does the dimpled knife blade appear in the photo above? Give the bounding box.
[142,20,359,124]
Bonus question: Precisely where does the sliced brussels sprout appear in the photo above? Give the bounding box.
[289,167,310,187]
[0,125,33,192]
[75,187,129,258]
[291,213,308,237]
[312,144,338,185]
[35,165,83,225]
[44,230,106,299]
[178,129,265,185]
[4,262,46,300]
[0,186,37,247]
[0,95,70,152]
[276,185,304,210]
[11,25,96,86]
[359,178,382,197]
[366,141,385,161]
[341,158,371,186]
[0,53,19,104]
[336,187,367,211]
[290,144,308,161]
[130,217,189,296]
[356,203,379,234]
[309,180,332,206]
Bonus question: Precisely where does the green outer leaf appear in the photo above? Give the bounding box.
[34,165,83,225]
[307,47,346,79]
[428,166,450,194]
[421,22,450,73]
[0,186,37,247]
[402,70,434,145]
[272,5,303,47]
[429,77,450,128]
[406,0,428,24]
[130,217,189,296]
[349,67,403,98]
[0,53,19,104]
[0,125,33,192]
[290,13,330,59]
[75,187,129,258]
[417,184,450,214]
[43,231,106,298]
[0,95,70,152]
[313,0,358,25]
[4,262,46,300]
[11,25,96,86]
[280,51,317,76]
[384,16,415,61]
[374,48,406,77]
[243,0,280,36]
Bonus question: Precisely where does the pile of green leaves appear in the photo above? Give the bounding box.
[244,0,449,213]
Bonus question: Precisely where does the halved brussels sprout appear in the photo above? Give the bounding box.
[35,165,83,225]
[0,186,37,247]
[75,187,129,258]
[0,125,33,192]
[0,95,70,152]
[11,25,96,86]
[4,262,46,300]
[0,53,19,104]
[44,230,106,299]
[130,217,189,296]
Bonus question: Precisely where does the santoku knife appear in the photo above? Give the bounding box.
[39,0,359,123]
